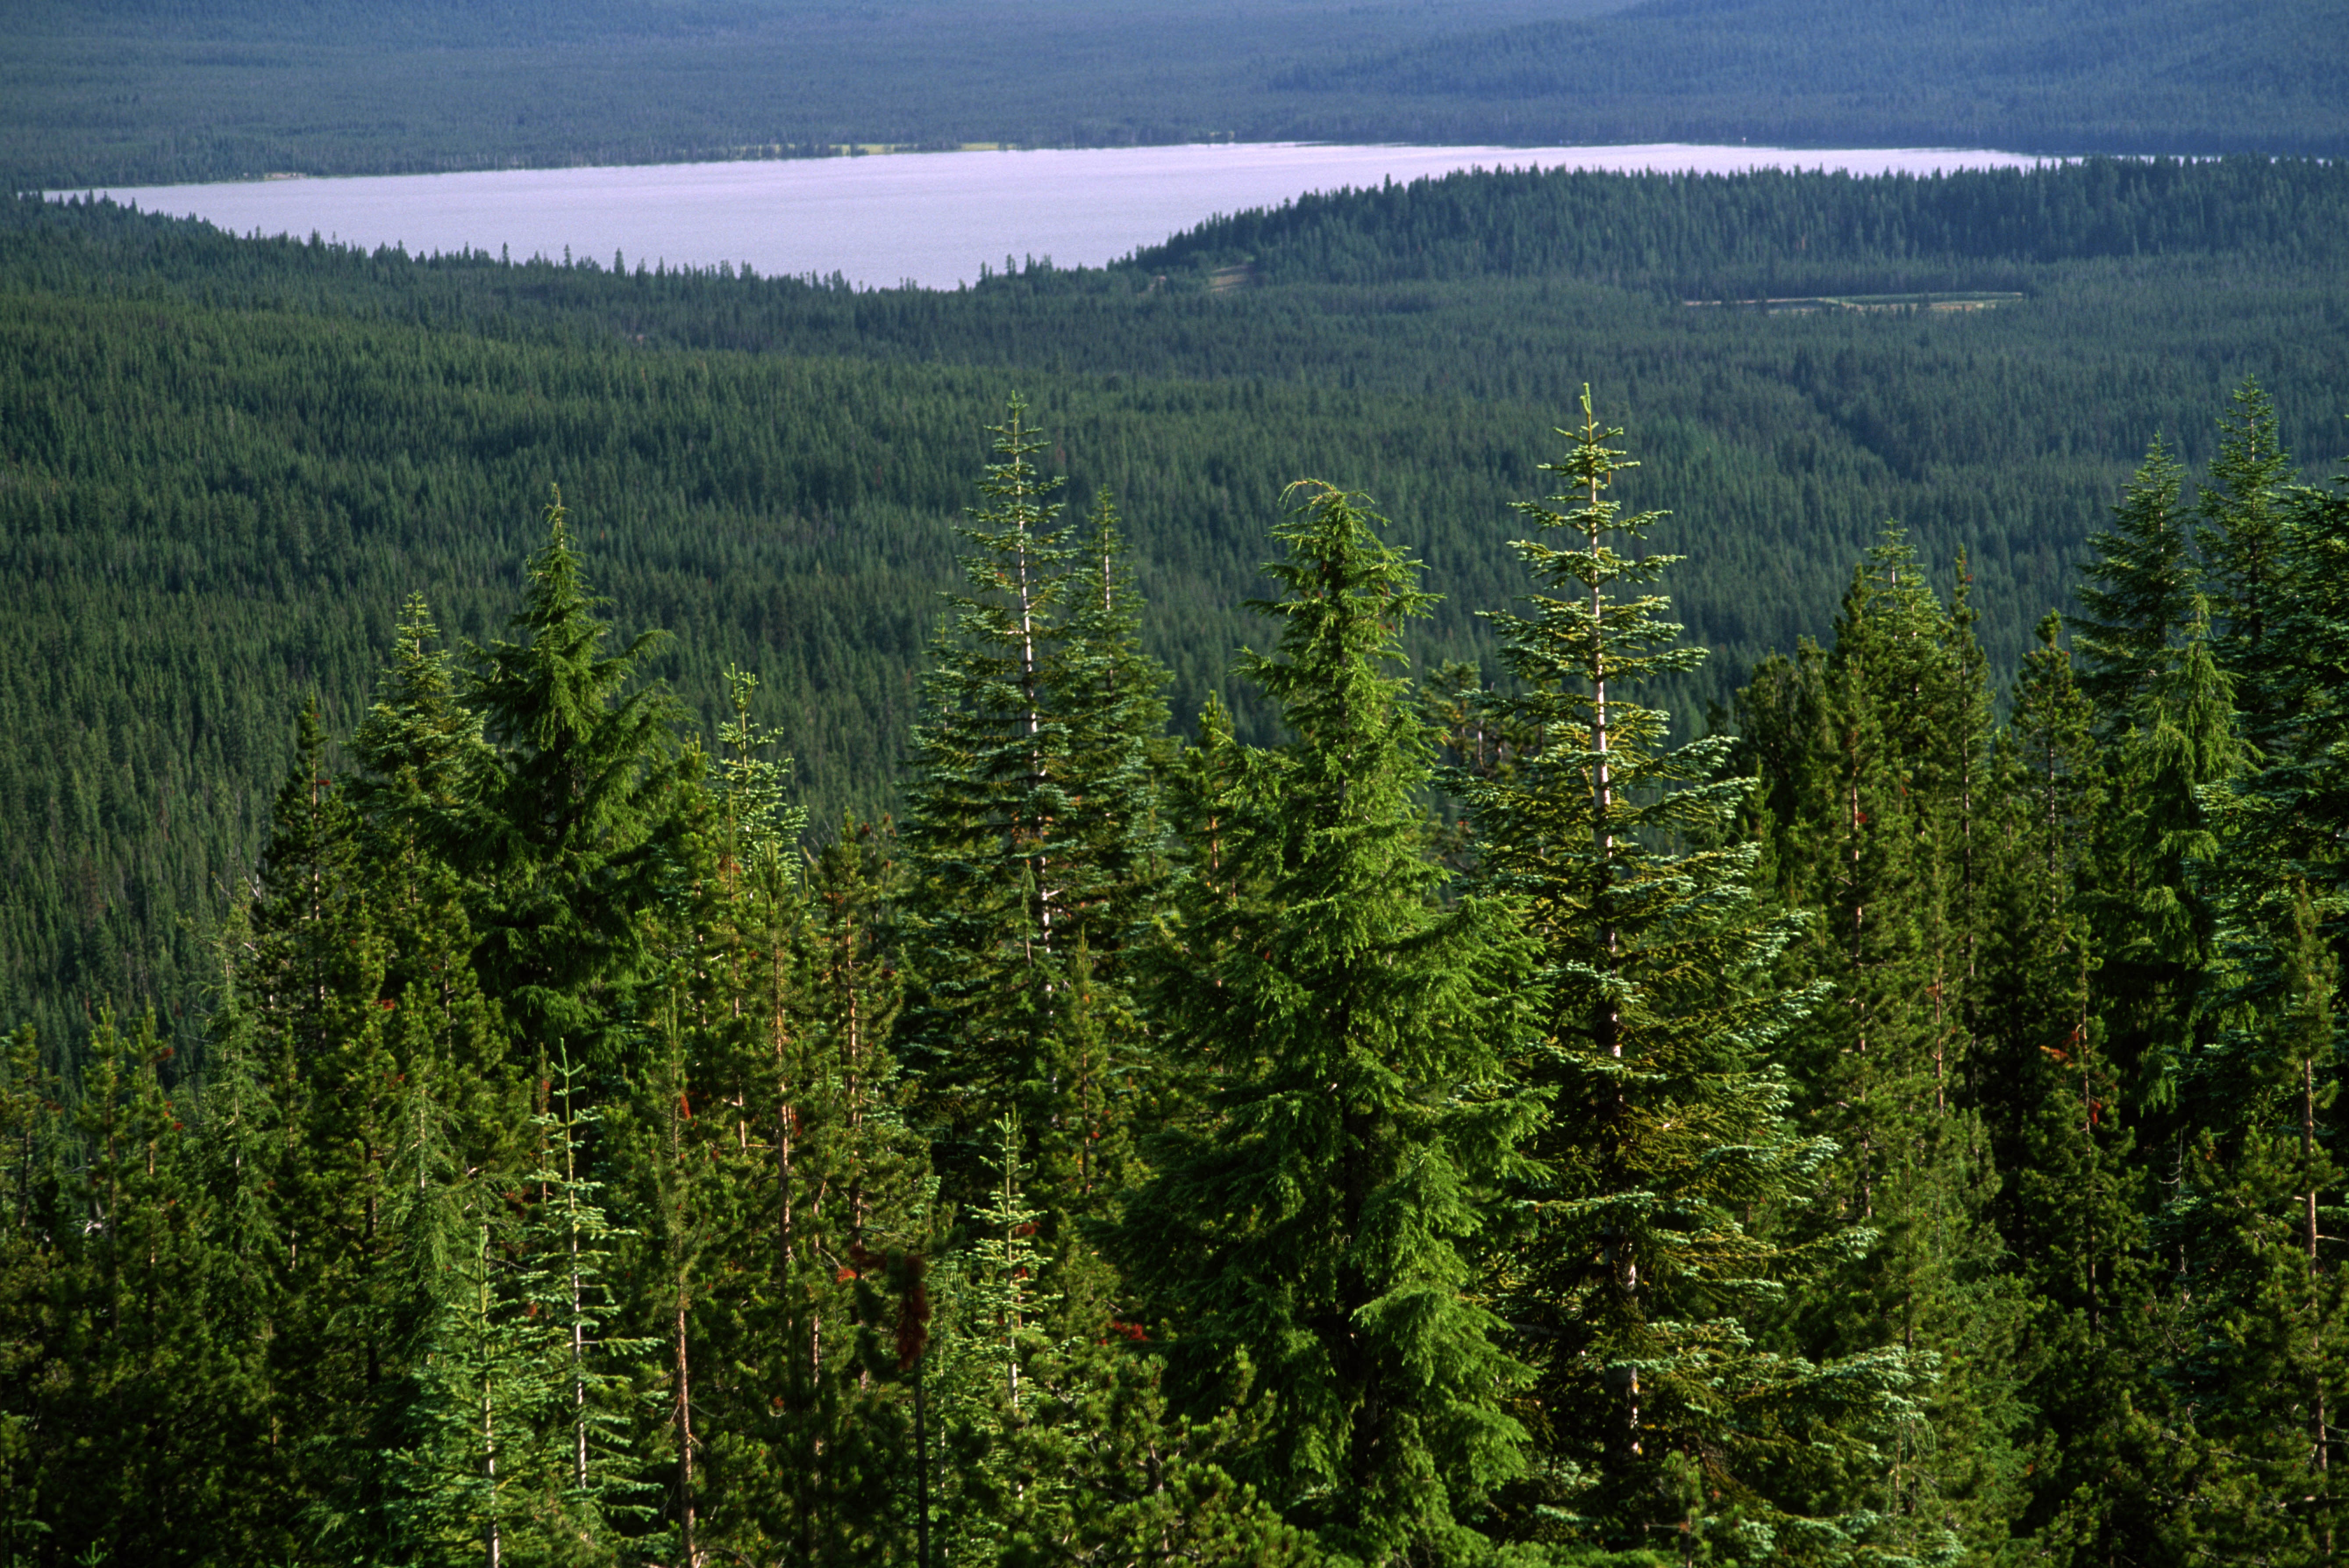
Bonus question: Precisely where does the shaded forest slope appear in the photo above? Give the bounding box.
[3,0,2338,188]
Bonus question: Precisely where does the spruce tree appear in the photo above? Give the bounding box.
[2091,607,2244,1119]
[2155,886,2344,1561]
[1121,482,1539,1564]
[1466,400,1931,1560]
[2074,436,2197,734]
[1742,531,2030,1557]
[900,412,1170,1272]
[2196,378,2299,750]
[461,489,695,1070]
[900,398,1078,1177]
[0,1024,57,1566]
[1970,615,2178,1561]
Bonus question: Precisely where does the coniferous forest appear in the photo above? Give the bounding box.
[5,0,2344,189]
[3,156,2349,1564]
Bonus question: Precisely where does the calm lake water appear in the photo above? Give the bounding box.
[81,143,2049,290]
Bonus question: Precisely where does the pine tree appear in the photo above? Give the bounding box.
[517,1048,657,1560]
[39,1010,266,1565]
[1467,400,1931,1560]
[2234,473,2349,889]
[351,594,493,834]
[1967,614,2180,1561]
[625,720,928,1568]
[2155,886,2344,1561]
[233,700,432,1554]
[0,1024,57,1567]
[930,1113,1058,1568]
[942,1109,1313,1568]
[2092,607,2244,1120]
[1037,491,1171,1219]
[1741,531,2031,1557]
[1121,482,1539,1564]
[380,1049,652,1568]
[900,399,1078,1174]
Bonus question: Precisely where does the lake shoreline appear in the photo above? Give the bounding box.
[65,141,2060,292]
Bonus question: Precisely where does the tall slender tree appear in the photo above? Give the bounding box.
[1123,482,1539,1564]
[2197,378,2299,751]
[899,410,1170,1255]
[2074,437,2198,734]
[461,489,696,1071]
[1468,398,1929,1559]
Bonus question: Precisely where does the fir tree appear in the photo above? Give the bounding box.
[461,488,696,1071]
[2196,378,2299,751]
[0,1025,57,1567]
[2074,436,2197,733]
[1123,482,1539,1564]
[1467,400,1929,1560]
[1970,616,2175,1561]
[2091,606,2244,1119]
[2155,885,2344,1561]
[1744,531,2029,1557]
[900,413,1169,1261]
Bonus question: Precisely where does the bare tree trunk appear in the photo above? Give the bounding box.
[914,1361,932,1568]
[2310,1051,2331,1517]
[481,1226,502,1568]
[675,1290,696,1567]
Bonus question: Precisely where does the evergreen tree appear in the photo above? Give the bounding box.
[1741,531,2030,1557]
[899,413,1169,1265]
[0,1024,59,1568]
[1467,400,1930,1560]
[2091,607,2244,1119]
[36,1010,270,1566]
[233,701,423,1554]
[2153,886,2345,1561]
[1968,615,2177,1562]
[380,1049,651,1568]
[1122,482,1539,1564]
[900,399,1079,1181]
[461,489,696,1071]
[2074,436,2198,733]
[2196,378,2299,750]
[2236,473,2349,890]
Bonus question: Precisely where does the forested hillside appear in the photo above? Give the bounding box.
[3,160,2349,1564]
[4,158,2347,1065]
[3,0,2339,188]
[2,371,2345,1563]
[1274,0,2349,156]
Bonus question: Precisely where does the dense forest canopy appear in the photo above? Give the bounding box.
[2,0,2342,188]
[1,150,2348,1564]
[4,157,2346,1062]
[3,370,2346,1568]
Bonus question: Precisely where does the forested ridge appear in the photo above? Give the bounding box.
[2,0,2340,188]
[2,157,2348,1564]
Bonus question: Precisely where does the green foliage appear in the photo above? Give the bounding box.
[3,159,2349,1565]
[1461,397,1925,1561]
[8,161,2349,1062]
[2073,437,2197,729]
[899,405,1170,1256]
[1,0,2339,189]
[1124,483,1541,1563]
[458,490,696,1066]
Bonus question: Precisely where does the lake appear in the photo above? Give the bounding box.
[79,142,2050,290]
